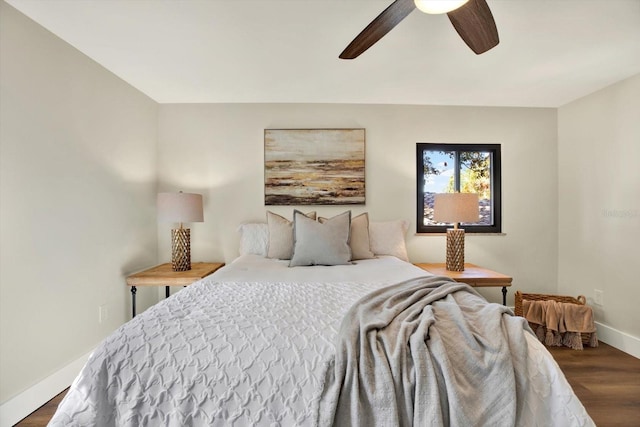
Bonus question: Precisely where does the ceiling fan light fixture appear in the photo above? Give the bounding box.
[414,0,470,14]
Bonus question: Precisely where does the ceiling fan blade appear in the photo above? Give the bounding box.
[340,0,416,59]
[447,0,499,54]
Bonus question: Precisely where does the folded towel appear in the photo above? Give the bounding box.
[522,299,545,325]
[522,298,598,350]
[563,303,597,334]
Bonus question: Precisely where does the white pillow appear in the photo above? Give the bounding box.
[369,220,410,262]
[266,210,316,260]
[237,223,268,256]
[320,212,374,260]
[290,210,352,267]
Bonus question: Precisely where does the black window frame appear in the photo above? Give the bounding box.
[416,143,502,233]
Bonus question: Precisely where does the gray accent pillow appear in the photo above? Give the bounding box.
[320,212,374,260]
[266,211,316,260]
[290,210,352,267]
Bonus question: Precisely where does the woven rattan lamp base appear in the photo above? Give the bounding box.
[171,228,191,271]
[445,228,465,271]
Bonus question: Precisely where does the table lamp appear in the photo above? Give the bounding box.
[157,192,204,271]
[433,193,479,271]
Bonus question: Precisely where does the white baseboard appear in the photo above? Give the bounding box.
[596,321,640,359]
[0,350,92,427]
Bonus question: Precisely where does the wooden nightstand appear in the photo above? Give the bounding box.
[414,263,512,305]
[126,262,224,317]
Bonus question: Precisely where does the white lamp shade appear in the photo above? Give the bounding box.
[433,193,479,224]
[157,192,204,223]
[414,0,469,14]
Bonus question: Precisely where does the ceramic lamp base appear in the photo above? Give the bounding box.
[446,228,465,271]
[171,228,191,271]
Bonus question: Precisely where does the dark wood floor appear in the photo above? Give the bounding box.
[546,342,640,426]
[14,342,640,426]
[14,388,67,427]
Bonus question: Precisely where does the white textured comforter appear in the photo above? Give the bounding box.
[49,255,593,426]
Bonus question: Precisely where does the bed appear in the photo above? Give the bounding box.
[49,212,594,426]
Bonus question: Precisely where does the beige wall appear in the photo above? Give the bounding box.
[157,103,559,306]
[558,74,640,340]
[0,2,158,403]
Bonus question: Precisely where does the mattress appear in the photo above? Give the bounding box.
[49,255,593,426]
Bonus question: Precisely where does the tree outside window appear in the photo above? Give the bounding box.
[416,143,502,233]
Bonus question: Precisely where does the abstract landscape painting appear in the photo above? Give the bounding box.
[265,129,365,205]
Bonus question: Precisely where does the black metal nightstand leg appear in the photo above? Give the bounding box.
[502,286,507,306]
[131,286,137,318]
[165,286,170,298]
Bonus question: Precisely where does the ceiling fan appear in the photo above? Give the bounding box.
[340,0,499,59]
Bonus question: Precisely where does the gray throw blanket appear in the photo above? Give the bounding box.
[317,276,532,427]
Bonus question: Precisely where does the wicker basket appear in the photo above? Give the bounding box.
[514,291,586,316]
[514,291,592,344]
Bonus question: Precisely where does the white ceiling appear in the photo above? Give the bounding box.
[5,0,640,107]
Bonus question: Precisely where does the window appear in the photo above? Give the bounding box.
[416,143,502,233]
